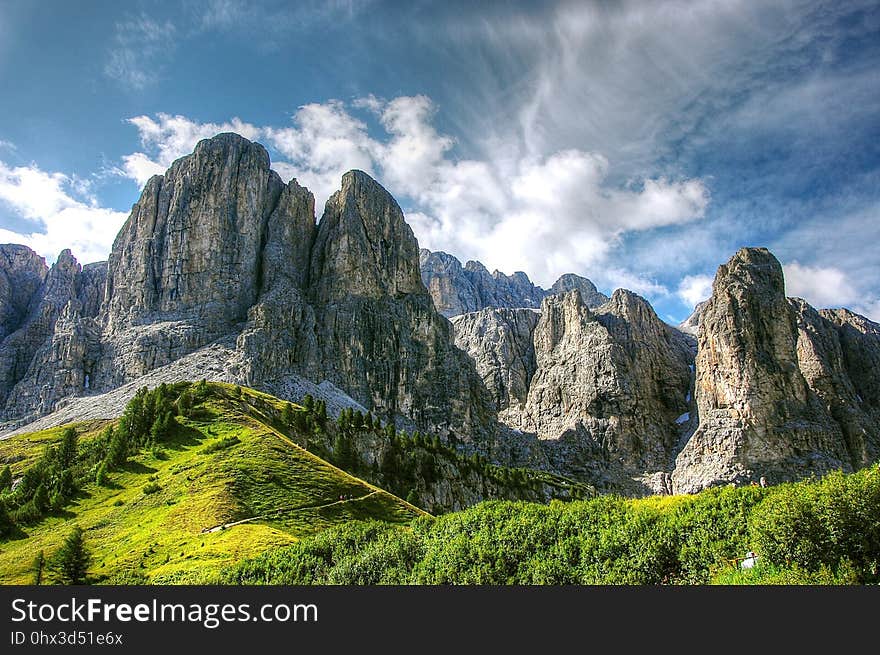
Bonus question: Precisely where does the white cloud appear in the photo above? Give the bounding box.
[105,15,177,90]
[120,99,709,290]
[783,262,859,308]
[121,113,263,186]
[677,274,714,307]
[264,101,378,210]
[0,160,127,264]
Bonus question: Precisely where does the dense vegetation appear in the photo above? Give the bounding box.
[272,397,592,511]
[0,383,186,536]
[4,381,878,585]
[0,382,421,584]
[225,465,880,585]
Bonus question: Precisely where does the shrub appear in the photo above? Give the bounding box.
[142,482,161,495]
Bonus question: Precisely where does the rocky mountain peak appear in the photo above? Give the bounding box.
[310,169,422,300]
[549,273,609,307]
[104,132,284,330]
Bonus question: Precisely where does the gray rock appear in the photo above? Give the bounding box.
[0,244,48,341]
[420,249,604,317]
[678,300,707,337]
[548,273,609,307]
[451,307,540,429]
[524,289,693,491]
[0,250,82,416]
[305,171,496,442]
[672,248,853,493]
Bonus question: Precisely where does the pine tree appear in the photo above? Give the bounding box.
[49,527,91,585]
[303,394,315,412]
[58,426,78,470]
[33,483,49,512]
[315,400,327,425]
[0,500,14,537]
[333,432,353,470]
[32,550,45,585]
[0,464,11,492]
[106,427,128,469]
[281,402,294,426]
[95,462,108,486]
[177,390,193,417]
[406,489,420,507]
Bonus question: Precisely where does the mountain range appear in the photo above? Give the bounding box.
[2,132,879,498]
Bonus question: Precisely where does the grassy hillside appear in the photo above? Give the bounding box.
[0,383,423,584]
[226,465,880,585]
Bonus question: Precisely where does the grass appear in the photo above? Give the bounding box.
[0,420,111,475]
[0,383,424,584]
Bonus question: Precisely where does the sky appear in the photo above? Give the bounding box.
[0,0,878,323]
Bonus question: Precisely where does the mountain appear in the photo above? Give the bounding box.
[672,248,880,492]
[0,134,494,448]
[453,289,694,493]
[2,133,879,499]
[419,248,608,317]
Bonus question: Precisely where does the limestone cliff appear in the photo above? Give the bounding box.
[672,248,854,492]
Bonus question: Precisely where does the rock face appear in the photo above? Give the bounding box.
[419,249,545,316]
[451,308,540,429]
[672,248,857,492]
[678,300,707,337]
[4,133,880,499]
[451,290,694,492]
[0,250,102,416]
[419,249,605,317]
[0,245,47,342]
[104,134,284,328]
[304,171,495,440]
[524,290,693,491]
[1,136,494,447]
[97,134,286,388]
[549,274,609,308]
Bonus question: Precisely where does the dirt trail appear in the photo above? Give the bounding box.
[201,490,380,533]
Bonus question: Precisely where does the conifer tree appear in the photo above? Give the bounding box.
[49,527,91,585]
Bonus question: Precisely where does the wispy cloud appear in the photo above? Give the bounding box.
[104,15,177,90]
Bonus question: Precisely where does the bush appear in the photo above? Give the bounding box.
[222,466,880,586]
[201,436,241,454]
[142,482,162,495]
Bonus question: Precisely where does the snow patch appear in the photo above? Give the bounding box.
[675,412,690,424]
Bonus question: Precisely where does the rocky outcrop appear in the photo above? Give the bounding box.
[678,300,707,337]
[0,250,83,416]
[793,302,880,467]
[450,286,694,492]
[1,137,496,447]
[104,134,284,328]
[523,290,693,491]
[304,171,495,441]
[0,245,47,341]
[97,134,286,387]
[672,248,854,492]
[451,308,540,429]
[549,273,609,308]
[5,133,880,500]
[420,249,604,317]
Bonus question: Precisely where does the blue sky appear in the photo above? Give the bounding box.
[0,0,878,323]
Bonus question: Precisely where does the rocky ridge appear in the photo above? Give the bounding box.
[419,249,608,317]
[1,134,494,447]
[2,133,879,497]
